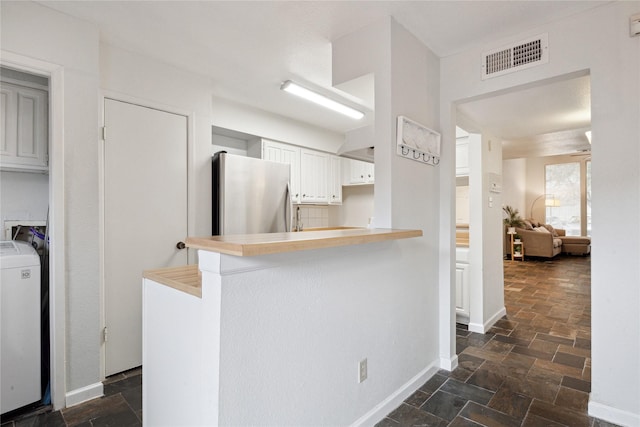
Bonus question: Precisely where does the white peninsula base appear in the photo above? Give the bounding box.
[142,229,448,426]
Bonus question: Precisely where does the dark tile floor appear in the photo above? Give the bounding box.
[378,254,620,427]
[0,368,141,427]
[2,255,619,427]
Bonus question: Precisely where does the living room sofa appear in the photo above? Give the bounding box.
[514,226,565,258]
[514,219,591,258]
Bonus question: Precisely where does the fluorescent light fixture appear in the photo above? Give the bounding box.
[585,130,592,144]
[281,80,364,120]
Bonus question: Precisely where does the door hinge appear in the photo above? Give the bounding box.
[103,326,108,343]
[101,126,106,141]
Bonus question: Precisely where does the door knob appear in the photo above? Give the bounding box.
[176,241,186,250]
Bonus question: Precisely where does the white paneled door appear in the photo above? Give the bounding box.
[103,99,188,376]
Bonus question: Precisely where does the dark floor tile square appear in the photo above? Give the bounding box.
[555,386,589,412]
[465,333,495,348]
[404,390,431,408]
[440,378,494,405]
[448,416,484,427]
[521,413,566,426]
[536,333,575,347]
[561,376,590,392]
[528,398,591,426]
[457,336,470,353]
[553,351,585,369]
[511,345,555,361]
[575,337,591,349]
[420,391,468,422]
[530,360,580,381]
[121,384,142,412]
[13,411,66,427]
[387,403,448,427]
[466,365,506,392]
[450,354,486,381]
[489,380,533,419]
[493,333,532,347]
[103,374,142,397]
[458,401,521,427]
[482,339,514,355]
[419,373,448,393]
[501,352,536,377]
[61,394,136,427]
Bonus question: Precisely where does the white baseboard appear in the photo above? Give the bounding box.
[350,362,440,427]
[440,354,458,372]
[468,307,507,334]
[589,399,640,427]
[65,382,104,408]
[468,322,485,333]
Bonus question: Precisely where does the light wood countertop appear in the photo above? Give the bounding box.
[143,265,201,297]
[185,228,422,257]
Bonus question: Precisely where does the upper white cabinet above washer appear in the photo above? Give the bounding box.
[1,82,49,173]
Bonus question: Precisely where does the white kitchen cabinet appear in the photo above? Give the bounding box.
[455,261,470,324]
[300,149,328,204]
[456,137,469,177]
[328,155,342,205]
[343,158,374,185]
[261,139,301,203]
[0,82,48,172]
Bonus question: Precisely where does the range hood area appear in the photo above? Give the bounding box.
[337,125,374,163]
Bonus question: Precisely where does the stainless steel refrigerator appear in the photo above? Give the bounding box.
[212,152,291,235]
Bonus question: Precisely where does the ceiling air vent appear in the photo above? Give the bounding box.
[482,34,548,80]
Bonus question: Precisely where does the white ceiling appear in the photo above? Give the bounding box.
[39,0,605,155]
[458,74,592,159]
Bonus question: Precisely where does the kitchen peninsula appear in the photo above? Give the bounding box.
[142,227,425,426]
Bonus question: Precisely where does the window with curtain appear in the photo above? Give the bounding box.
[545,160,591,236]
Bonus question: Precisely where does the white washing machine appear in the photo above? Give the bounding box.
[0,240,41,415]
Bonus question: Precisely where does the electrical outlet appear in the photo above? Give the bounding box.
[358,358,368,383]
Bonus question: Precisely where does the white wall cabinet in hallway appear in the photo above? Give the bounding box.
[103,99,188,377]
[0,82,48,172]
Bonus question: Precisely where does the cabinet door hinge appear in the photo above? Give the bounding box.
[103,326,108,343]
[101,126,107,141]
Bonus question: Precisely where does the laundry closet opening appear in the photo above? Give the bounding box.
[0,66,52,417]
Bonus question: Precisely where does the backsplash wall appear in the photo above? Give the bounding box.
[295,205,329,229]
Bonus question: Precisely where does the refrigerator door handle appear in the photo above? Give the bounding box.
[285,183,292,232]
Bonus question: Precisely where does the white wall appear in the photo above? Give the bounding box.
[212,241,436,425]
[212,96,343,154]
[100,43,215,239]
[0,171,49,225]
[1,1,102,404]
[333,185,374,227]
[502,158,527,216]
[467,133,505,333]
[441,3,640,425]
[333,16,445,387]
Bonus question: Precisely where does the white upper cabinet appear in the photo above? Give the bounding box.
[300,149,328,204]
[343,158,374,185]
[328,155,342,205]
[261,139,301,203]
[248,138,348,205]
[1,82,48,172]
